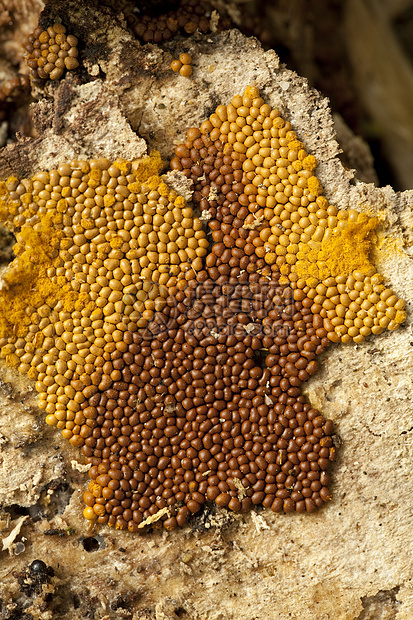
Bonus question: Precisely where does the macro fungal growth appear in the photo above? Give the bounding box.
[0,87,405,532]
[25,23,79,83]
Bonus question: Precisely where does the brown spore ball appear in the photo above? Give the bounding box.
[179,52,192,65]
[171,59,182,72]
[179,64,192,78]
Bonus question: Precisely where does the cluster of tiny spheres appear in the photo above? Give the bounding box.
[0,86,405,532]
[171,53,193,77]
[25,23,79,82]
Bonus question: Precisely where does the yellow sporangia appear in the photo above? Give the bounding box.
[0,153,208,437]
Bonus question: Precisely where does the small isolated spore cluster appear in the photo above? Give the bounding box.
[171,53,193,77]
[25,23,79,83]
[0,87,405,531]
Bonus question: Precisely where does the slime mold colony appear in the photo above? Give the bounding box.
[0,87,405,532]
